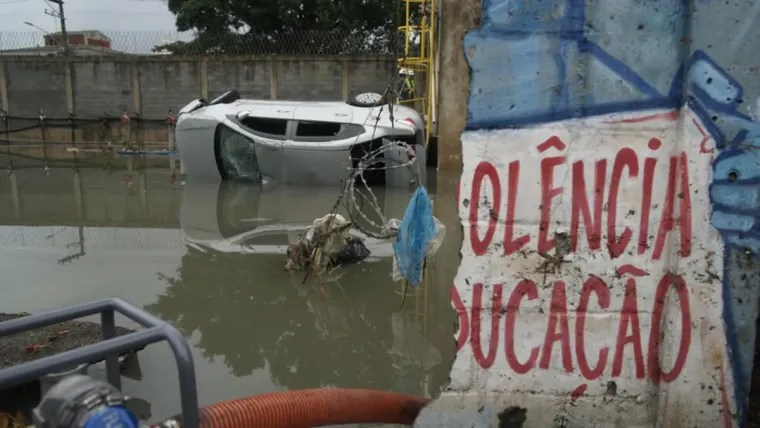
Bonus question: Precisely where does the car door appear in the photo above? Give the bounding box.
[287,104,359,150]
[229,104,294,179]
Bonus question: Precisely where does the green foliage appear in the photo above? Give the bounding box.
[156,0,402,55]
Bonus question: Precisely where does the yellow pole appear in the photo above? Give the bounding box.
[420,0,427,61]
[404,0,411,58]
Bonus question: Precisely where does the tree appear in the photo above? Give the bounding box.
[155,0,403,55]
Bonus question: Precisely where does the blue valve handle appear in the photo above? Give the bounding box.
[82,406,140,428]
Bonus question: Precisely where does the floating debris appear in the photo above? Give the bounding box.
[390,186,445,306]
[285,213,372,281]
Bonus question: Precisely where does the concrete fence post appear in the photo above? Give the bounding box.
[64,58,75,116]
[435,0,481,172]
[130,60,142,147]
[269,58,278,100]
[130,60,142,116]
[200,57,209,100]
[341,59,350,100]
[0,61,8,114]
[64,58,76,148]
[167,109,176,151]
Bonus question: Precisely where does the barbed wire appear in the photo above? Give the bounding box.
[290,83,426,292]
[0,29,411,56]
[343,140,421,240]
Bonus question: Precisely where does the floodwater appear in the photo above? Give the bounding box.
[0,145,461,425]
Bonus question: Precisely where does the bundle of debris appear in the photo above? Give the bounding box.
[285,213,371,273]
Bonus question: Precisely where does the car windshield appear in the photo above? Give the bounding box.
[216,125,263,183]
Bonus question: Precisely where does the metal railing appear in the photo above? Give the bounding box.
[0,298,199,428]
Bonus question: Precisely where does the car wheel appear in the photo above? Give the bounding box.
[348,91,387,107]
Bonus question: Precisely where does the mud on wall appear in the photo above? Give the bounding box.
[417,0,760,427]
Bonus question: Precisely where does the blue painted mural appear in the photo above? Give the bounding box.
[463,0,760,425]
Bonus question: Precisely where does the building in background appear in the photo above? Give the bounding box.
[0,29,127,56]
[44,30,112,49]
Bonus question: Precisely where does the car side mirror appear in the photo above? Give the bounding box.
[236,111,251,120]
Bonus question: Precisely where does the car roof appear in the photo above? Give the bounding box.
[233,99,358,122]
[235,99,353,108]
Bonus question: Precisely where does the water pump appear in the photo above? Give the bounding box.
[32,374,141,428]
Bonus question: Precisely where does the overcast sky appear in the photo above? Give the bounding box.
[0,0,188,52]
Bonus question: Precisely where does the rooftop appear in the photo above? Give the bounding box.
[44,30,111,41]
[0,44,130,57]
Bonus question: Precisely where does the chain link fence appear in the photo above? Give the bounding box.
[0,29,406,56]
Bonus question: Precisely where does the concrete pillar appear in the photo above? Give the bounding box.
[435,0,481,172]
[64,59,75,114]
[200,58,209,99]
[0,61,8,114]
[130,61,142,146]
[130,61,142,115]
[269,59,278,100]
[341,59,350,99]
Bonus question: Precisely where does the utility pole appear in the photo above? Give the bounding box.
[44,0,71,56]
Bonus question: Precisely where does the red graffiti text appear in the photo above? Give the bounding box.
[451,266,691,384]
[466,136,692,260]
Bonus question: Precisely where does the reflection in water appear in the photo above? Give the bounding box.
[148,178,446,395]
[0,151,456,418]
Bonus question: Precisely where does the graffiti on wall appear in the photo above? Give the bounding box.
[451,0,760,426]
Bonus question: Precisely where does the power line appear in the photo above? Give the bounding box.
[42,0,59,15]
[42,0,71,55]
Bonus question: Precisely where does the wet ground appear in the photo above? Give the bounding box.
[0,145,460,425]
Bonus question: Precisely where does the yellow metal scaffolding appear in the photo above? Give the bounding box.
[393,0,437,398]
[397,0,436,147]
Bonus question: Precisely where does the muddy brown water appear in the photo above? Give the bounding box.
[0,145,460,426]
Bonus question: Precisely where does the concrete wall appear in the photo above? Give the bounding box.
[421,0,760,427]
[435,0,480,172]
[0,55,394,143]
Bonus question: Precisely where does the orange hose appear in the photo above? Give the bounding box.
[163,388,430,428]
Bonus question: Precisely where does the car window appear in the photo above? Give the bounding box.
[297,121,341,137]
[214,124,263,183]
[240,116,288,139]
[293,121,364,142]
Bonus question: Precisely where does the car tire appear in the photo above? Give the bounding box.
[347,91,388,107]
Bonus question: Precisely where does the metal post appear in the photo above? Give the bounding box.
[46,0,72,56]
[101,310,121,390]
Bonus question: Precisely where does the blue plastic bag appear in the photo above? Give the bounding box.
[392,186,437,288]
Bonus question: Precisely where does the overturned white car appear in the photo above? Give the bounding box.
[175,90,427,187]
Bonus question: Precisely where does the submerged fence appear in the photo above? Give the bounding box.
[0,110,175,148]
